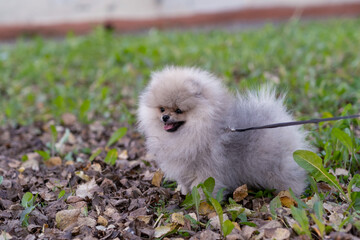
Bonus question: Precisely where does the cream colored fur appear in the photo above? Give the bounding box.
[138,66,309,196]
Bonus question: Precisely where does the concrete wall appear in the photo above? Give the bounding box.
[1,0,359,26]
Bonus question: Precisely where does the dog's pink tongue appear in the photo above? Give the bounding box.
[164,123,174,131]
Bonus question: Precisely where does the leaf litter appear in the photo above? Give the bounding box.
[0,121,360,239]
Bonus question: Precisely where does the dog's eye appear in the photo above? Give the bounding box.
[175,108,183,114]
[160,107,165,112]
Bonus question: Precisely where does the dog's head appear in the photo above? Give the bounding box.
[138,66,230,135]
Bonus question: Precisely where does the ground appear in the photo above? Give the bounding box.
[1,18,360,239]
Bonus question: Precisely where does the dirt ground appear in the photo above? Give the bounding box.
[0,120,359,240]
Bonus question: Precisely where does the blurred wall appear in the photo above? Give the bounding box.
[1,0,359,25]
[0,0,359,39]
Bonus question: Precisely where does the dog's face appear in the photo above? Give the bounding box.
[157,105,187,132]
[141,75,202,134]
[138,67,227,137]
[151,85,200,133]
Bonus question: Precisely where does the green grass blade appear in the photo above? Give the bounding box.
[35,150,51,161]
[106,127,127,147]
[104,149,118,165]
[222,220,235,238]
[293,150,348,201]
[192,186,201,221]
[210,197,224,236]
[202,177,215,194]
[89,149,102,162]
[270,196,281,219]
[21,192,34,208]
[181,193,195,209]
[331,128,353,152]
[290,206,311,238]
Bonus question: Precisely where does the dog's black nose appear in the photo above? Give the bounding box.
[162,115,170,122]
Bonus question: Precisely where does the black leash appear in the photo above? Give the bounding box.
[227,114,360,132]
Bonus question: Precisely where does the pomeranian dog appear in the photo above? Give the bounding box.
[138,66,308,196]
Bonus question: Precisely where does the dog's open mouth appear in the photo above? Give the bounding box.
[164,121,185,132]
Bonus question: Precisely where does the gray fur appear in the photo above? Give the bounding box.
[138,66,309,195]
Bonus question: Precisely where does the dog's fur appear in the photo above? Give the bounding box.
[138,66,308,195]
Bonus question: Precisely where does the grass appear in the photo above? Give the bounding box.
[1,19,359,127]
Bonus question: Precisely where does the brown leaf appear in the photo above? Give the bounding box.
[199,201,215,215]
[91,163,102,172]
[77,217,96,228]
[142,170,155,181]
[260,220,283,230]
[264,228,290,240]
[129,207,148,219]
[44,157,62,167]
[61,113,77,126]
[241,225,257,239]
[21,153,39,171]
[66,196,83,204]
[171,212,185,226]
[55,209,81,230]
[277,190,296,208]
[317,182,332,192]
[209,214,229,230]
[151,170,164,187]
[188,212,198,221]
[119,150,129,160]
[76,178,100,199]
[75,171,91,181]
[198,230,221,239]
[0,231,12,239]
[137,215,152,225]
[233,184,248,202]
[154,223,178,238]
[334,168,349,176]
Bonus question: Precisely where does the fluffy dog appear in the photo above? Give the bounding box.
[138,66,308,196]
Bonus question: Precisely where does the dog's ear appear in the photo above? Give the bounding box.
[188,79,202,97]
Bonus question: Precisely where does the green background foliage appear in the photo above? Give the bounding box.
[1,19,359,127]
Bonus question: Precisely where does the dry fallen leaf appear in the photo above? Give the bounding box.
[188,212,197,221]
[154,223,178,238]
[44,157,62,167]
[91,163,102,172]
[233,221,241,231]
[241,225,257,239]
[137,215,152,225]
[260,220,283,230]
[171,212,185,226]
[264,228,290,240]
[209,214,229,230]
[284,216,297,228]
[151,170,164,187]
[233,184,248,202]
[142,170,155,181]
[76,178,99,199]
[61,113,77,126]
[199,201,215,215]
[278,190,296,208]
[0,231,12,240]
[77,217,96,228]
[118,150,129,160]
[97,216,108,226]
[335,168,349,176]
[198,230,221,239]
[21,153,40,171]
[75,171,91,181]
[316,182,333,193]
[55,209,81,230]
[65,160,74,166]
